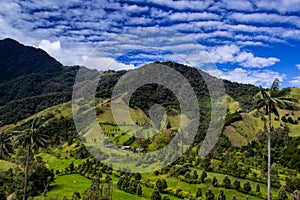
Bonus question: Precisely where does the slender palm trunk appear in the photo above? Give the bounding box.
[23,145,30,200]
[267,108,271,200]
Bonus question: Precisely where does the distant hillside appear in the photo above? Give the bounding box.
[0,38,259,126]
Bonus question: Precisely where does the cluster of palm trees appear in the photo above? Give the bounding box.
[0,119,48,200]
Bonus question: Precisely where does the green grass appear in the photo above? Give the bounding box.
[0,159,17,171]
[226,95,241,114]
[34,174,91,199]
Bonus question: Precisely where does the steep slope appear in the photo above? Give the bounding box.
[0,38,62,83]
[0,38,79,125]
[0,39,259,127]
[223,88,300,146]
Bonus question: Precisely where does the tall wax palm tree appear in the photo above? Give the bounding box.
[256,79,298,200]
[0,132,14,158]
[14,121,48,200]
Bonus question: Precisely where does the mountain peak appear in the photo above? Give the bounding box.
[0,38,63,83]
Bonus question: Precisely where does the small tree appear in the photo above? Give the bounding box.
[196,187,202,198]
[234,180,241,191]
[69,161,75,173]
[278,187,288,200]
[136,184,142,195]
[163,196,170,200]
[156,178,168,192]
[212,176,218,187]
[218,189,226,200]
[201,170,207,183]
[135,173,142,181]
[193,170,198,179]
[243,182,251,194]
[206,189,215,200]
[256,184,261,193]
[185,171,191,179]
[72,191,81,200]
[223,176,231,189]
[151,189,162,200]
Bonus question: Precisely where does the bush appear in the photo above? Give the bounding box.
[212,176,218,187]
[151,189,162,200]
[225,112,242,126]
[243,182,251,194]
[193,170,199,180]
[206,189,215,200]
[136,184,142,195]
[278,187,288,200]
[256,184,260,193]
[201,171,207,183]
[234,180,240,191]
[223,176,231,189]
[218,189,226,200]
[175,188,182,197]
[162,196,170,200]
[196,187,202,198]
[156,178,168,193]
[185,171,191,179]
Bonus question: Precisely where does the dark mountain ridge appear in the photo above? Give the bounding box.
[0,38,63,83]
[0,38,259,126]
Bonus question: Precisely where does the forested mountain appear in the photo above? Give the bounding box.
[0,38,299,200]
[0,38,258,126]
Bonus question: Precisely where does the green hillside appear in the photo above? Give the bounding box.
[0,40,299,200]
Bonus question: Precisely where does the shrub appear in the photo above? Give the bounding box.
[243,182,251,194]
[151,189,162,200]
[256,184,260,193]
[163,196,170,200]
[136,184,142,195]
[212,176,218,187]
[185,171,191,179]
[218,189,226,200]
[223,176,231,189]
[278,187,288,200]
[234,180,240,191]
[196,187,202,198]
[201,171,207,183]
[156,178,168,192]
[206,189,215,200]
[175,188,182,197]
[193,170,199,179]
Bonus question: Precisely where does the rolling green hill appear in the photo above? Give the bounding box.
[0,39,299,200]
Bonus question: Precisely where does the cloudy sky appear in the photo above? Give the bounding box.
[0,0,300,87]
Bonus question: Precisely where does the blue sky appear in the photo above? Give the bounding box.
[0,0,299,87]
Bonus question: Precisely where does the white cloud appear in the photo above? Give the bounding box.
[253,0,300,13]
[223,0,253,11]
[149,0,212,11]
[38,40,62,57]
[37,39,93,66]
[210,44,240,63]
[206,68,286,87]
[168,12,220,21]
[290,76,300,87]
[229,13,300,27]
[84,57,135,71]
[296,64,300,70]
[209,45,280,68]
[235,52,280,68]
